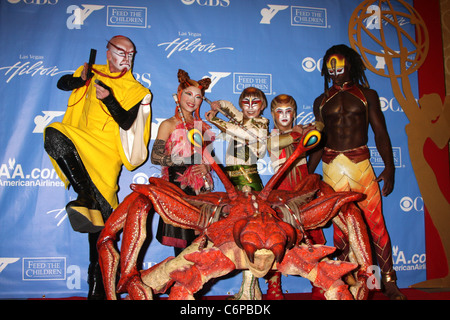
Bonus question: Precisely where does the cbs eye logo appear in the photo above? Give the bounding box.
[301,57,322,73]
[133,172,149,184]
[400,196,423,212]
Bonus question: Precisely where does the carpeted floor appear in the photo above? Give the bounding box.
[28,288,450,300]
[281,288,450,300]
[199,288,450,300]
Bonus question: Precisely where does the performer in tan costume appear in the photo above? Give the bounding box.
[267,94,325,299]
[308,44,405,300]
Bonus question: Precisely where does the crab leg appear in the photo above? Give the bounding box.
[318,180,373,299]
[300,191,365,230]
[97,191,141,300]
[277,244,357,300]
[116,194,154,300]
[332,203,372,299]
[140,241,236,300]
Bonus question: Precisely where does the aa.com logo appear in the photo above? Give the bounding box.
[366,246,426,289]
[0,158,64,188]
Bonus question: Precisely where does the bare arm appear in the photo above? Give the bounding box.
[307,95,325,174]
[367,89,395,196]
[151,119,179,167]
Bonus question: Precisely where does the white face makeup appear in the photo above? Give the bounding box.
[179,86,202,113]
[241,97,263,119]
[274,106,294,128]
[107,39,135,73]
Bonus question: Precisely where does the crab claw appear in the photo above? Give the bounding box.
[233,215,297,267]
[267,224,296,263]
[242,243,257,264]
[270,243,286,263]
[279,220,297,250]
[233,219,248,250]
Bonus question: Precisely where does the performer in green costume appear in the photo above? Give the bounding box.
[206,87,269,300]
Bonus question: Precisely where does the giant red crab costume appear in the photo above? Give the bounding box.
[97,126,373,300]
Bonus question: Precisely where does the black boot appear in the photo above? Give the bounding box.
[87,232,106,300]
[56,153,104,233]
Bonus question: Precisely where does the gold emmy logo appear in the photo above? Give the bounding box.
[349,0,450,289]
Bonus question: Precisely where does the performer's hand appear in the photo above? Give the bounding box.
[205,110,217,121]
[94,83,110,100]
[94,80,111,100]
[292,125,305,135]
[204,101,221,121]
[81,62,89,81]
[376,168,394,196]
[210,101,221,111]
[192,164,210,178]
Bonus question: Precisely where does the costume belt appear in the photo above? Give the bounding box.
[224,164,263,191]
[322,145,370,164]
[225,164,259,178]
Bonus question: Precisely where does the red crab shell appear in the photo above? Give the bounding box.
[97,126,373,300]
[233,212,296,265]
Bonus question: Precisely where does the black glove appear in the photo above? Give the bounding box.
[96,80,140,130]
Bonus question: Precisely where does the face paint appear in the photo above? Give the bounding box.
[179,86,202,113]
[107,41,135,73]
[274,106,293,128]
[241,97,263,119]
[326,54,346,76]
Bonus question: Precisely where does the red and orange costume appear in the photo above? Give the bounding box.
[318,83,395,279]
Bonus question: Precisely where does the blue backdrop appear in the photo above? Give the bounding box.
[0,0,425,299]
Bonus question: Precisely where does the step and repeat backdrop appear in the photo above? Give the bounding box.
[0,0,425,298]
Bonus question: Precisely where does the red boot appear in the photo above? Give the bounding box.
[266,272,285,300]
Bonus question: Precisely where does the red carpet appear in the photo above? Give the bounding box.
[285,288,450,300]
[29,288,450,300]
[201,288,450,300]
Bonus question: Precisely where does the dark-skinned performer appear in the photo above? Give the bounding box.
[308,44,406,300]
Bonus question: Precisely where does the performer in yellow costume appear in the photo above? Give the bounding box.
[44,35,152,299]
[308,44,405,300]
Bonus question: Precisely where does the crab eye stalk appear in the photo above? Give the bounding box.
[303,130,321,149]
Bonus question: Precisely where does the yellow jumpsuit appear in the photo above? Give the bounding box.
[47,63,151,209]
